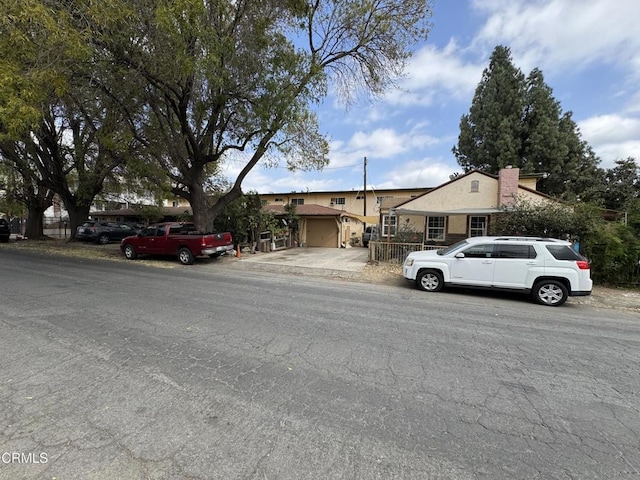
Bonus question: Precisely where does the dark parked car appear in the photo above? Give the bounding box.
[362,225,379,247]
[0,218,10,243]
[76,221,140,244]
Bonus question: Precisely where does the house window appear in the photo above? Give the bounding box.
[356,194,364,200]
[330,197,346,205]
[426,216,445,241]
[382,215,397,236]
[470,180,479,192]
[274,197,284,202]
[291,198,304,205]
[261,200,267,206]
[469,216,487,237]
[172,200,179,207]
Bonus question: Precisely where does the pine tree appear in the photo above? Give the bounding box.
[521,68,565,175]
[453,45,604,201]
[453,46,525,173]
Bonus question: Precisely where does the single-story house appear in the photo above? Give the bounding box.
[380,167,558,245]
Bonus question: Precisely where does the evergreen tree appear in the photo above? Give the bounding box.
[453,46,525,172]
[603,158,639,210]
[521,68,565,175]
[453,45,603,201]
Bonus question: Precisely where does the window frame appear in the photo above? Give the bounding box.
[426,216,446,241]
[382,215,397,237]
[468,215,487,237]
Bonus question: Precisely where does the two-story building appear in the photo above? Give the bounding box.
[259,187,430,247]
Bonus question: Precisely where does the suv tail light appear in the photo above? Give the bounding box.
[576,260,590,270]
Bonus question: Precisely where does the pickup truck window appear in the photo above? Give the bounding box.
[142,227,157,237]
[156,225,167,237]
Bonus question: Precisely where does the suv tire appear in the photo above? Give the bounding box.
[532,280,568,306]
[417,270,444,292]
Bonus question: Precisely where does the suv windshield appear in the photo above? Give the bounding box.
[437,240,469,256]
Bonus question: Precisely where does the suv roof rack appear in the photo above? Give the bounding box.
[494,236,562,242]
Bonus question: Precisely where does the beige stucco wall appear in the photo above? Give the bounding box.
[400,172,500,211]
[447,215,468,235]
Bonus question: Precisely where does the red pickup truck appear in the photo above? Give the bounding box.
[120,222,234,265]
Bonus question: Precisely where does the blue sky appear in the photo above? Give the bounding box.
[224,0,640,194]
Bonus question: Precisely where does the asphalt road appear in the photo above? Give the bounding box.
[1,249,639,480]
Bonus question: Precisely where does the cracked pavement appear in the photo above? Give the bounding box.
[0,249,639,479]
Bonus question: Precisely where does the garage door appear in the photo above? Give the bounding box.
[306,218,338,247]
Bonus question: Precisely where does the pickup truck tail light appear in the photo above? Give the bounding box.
[576,260,590,270]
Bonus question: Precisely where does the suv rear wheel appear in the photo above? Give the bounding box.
[417,270,444,292]
[532,280,568,306]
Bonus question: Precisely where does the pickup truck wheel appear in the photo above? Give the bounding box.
[532,280,568,306]
[178,247,195,265]
[97,234,110,245]
[417,270,444,292]
[123,244,137,260]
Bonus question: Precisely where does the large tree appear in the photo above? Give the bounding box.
[453,45,602,200]
[92,0,433,231]
[0,0,144,237]
[603,157,639,211]
[453,46,525,172]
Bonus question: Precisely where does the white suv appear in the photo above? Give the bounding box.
[403,236,592,306]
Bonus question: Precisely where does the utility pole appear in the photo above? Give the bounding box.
[363,156,367,220]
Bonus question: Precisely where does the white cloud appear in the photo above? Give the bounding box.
[374,159,459,190]
[580,114,640,144]
[471,0,640,75]
[579,114,640,166]
[385,40,484,107]
[330,127,441,164]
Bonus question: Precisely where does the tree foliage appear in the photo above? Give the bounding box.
[603,158,639,211]
[89,0,433,231]
[0,0,145,237]
[453,46,602,200]
[490,199,597,240]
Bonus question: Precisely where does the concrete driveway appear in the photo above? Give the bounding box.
[229,246,369,278]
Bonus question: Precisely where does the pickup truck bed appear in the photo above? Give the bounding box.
[120,222,234,265]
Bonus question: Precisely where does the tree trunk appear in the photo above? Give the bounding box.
[189,181,213,233]
[24,205,47,239]
[23,187,54,239]
[65,202,91,241]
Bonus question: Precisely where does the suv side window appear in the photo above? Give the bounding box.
[545,244,585,261]
[496,244,537,259]
[461,244,494,258]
